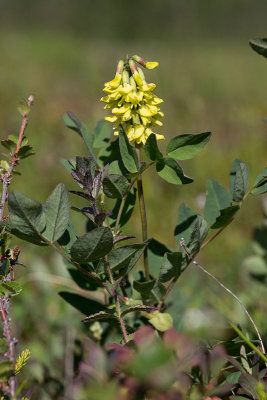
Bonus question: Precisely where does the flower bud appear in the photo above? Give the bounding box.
[132,55,146,66]
[122,70,130,85]
[116,59,124,74]
[132,55,159,69]
[129,59,143,86]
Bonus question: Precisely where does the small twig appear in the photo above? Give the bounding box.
[0,95,34,222]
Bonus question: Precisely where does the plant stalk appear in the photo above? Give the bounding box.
[135,145,149,281]
[114,177,137,235]
[104,256,128,343]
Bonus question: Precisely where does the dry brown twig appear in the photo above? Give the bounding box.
[0,95,34,398]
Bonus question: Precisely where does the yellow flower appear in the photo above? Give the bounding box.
[145,61,159,69]
[104,60,124,89]
[102,55,164,145]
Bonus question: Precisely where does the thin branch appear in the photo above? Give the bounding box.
[192,258,266,357]
[199,218,233,252]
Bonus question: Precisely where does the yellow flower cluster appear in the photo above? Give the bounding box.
[101,56,164,145]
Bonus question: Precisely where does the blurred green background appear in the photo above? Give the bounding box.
[0,0,267,397]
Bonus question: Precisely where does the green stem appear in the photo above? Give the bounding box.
[230,323,267,364]
[135,145,149,281]
[104,256,128,343]
[113,162,154,236]
[114,177,137,235]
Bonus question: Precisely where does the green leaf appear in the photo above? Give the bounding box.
[70,227,113,263]
[0,260,10,275]
[17,144,35,159]
[204,179,231,225]
[133,279,166,303]
[0,360,13,380]
[59,157,74,174]
[68,268,99,291]
[226,371,242,384]
[0,339,8,353]
[82,310,116,323]
[108,160,124,175]
[148,311,173,332]
[174,203,197,244]
[156,157,193,185]
[230,159,242,195]
[133,279,156,297]
[121,305,155,318]
[103,174,129,199]
[187,215,209,253]
[159,252,186,283]
[96,241,149,275]
[238,373,259,399]
[109,188,136,229]
[166,132,211,160]
[58,222,77,250]
[1,138,17,152]
[119,127,138,173]
[249,38,267,58]
[92,120,111,148]
[144,133,163,161]
[43,184,70,242]
[148,238,172,276]
[0,281,22,296]
[62,112,96,161]
[231,161,248,201]
[98,137,121,167]
[211,205,239,229]
[59,292,106,316]
[251,168,267,195]
[18,98,31,117]
[8,190,47,245]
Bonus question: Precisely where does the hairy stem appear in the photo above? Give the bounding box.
[105,256,128,343]
[114,177,137,235]
[135,145,149,281]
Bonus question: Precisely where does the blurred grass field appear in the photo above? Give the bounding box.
[0,1,267,395]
